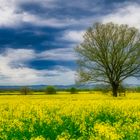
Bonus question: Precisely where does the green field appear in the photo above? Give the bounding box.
[0,92,140,140]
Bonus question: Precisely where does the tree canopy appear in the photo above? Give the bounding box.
[75,22,140,97]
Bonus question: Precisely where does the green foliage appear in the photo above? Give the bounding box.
[136,87,140,92]
[69,87,78,94]
[20,86,31,95]
[125,86,140,93]
[45,86,56,94]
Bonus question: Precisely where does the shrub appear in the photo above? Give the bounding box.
[69,87,78,94]
[20,86,31,95]
[45,86,56,94]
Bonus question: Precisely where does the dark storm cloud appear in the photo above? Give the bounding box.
[19,0,139,20]
[30,60,76,70]
[0,1,132,51]
[0,27,69,51]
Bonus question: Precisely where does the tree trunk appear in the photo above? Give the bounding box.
[112,82,119,97]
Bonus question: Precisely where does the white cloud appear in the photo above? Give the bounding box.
[43,67,75,85]
[22,13,78,27]
[0,0,97,28]
[39,47,77,61]
[0,0,21,27]
[102,3,140,29]
[0,48,37,84]
[0,0,82,28]
[0,48,75,85]
[61,30,85,43]
[3,48,35,61]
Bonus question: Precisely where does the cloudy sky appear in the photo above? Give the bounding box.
[0,0,139,85]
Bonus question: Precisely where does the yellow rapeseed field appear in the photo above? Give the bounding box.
[0,92,140,140]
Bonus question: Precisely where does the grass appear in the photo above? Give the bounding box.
[0,92,140,140]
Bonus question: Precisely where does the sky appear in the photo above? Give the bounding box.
[0,0,140,85]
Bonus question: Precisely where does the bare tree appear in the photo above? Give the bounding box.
[75,22,140,97]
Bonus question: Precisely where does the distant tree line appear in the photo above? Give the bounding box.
[0,85,140,95]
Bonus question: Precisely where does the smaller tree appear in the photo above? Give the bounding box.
[45,86,56,94]
[69,87,78,94]
[20,86,31,95]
